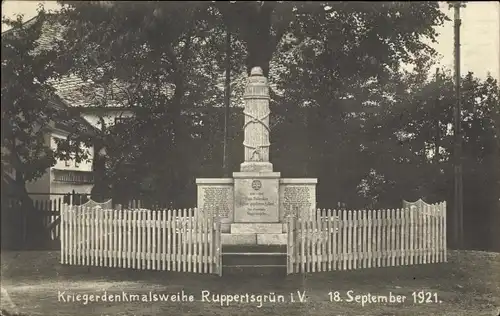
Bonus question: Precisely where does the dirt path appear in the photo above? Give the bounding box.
[1,286,19,315]
[1,250,499,316]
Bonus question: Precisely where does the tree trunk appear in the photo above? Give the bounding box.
[14,169,34,248]
[246,43,271,77]
[91,144,109,202]
[140,8,198,206]
[167,29,194,207]
[169,99,185,207]
[14,170,30,204]
[245,7,273,77]
[91,118,110,202]
[217,2,285,78]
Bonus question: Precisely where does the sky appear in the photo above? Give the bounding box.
[2,1,499,80]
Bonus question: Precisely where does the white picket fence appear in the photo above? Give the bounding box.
[60,207,222,275]
[60,201,447,276]
[287,202,447,273]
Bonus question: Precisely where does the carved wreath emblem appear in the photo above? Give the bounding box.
[251,180,262,191]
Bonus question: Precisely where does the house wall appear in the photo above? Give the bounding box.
[50,129,93,172]
[50,180,92,198]
[26,128,95,200]
[50,129,94,199]
[11,108,128,200]
[81,109,135,131]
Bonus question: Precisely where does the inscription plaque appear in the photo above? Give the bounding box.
[279,181,317,220]
[234,177,279,222]
[201,186,232,218]
[282,186,312,217]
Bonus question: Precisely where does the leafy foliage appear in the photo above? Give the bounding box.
[1,11,86,191]
[6,2,497,249]
[2,12,57,184]
[52,1,448,205]
[2,9,96,204]
[53,1,248,205]
[361,71,499,249]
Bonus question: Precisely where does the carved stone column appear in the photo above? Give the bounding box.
[240,67,273,172]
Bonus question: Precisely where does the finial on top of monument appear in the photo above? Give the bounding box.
[244,66,269,100]
[250,66,264,76]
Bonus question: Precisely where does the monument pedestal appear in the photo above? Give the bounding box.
[240,162,274,172]
[223,222,286,245]
[196,176,318,245]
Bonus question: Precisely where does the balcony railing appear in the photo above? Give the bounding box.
[52,169,94,184]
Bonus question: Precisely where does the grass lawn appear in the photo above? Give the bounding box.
[1,250,499,316]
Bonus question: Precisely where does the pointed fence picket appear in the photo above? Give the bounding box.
[287,202,447,274]
[60,207,222,275]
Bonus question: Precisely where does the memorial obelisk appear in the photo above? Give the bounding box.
[239,67,273,172]
[232,67,281,223]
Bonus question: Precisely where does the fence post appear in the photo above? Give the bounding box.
[443,201,447,262]
[287,215,295,274]
[21,202,27,249]
[60,203,65,264]
[216,215,222,277]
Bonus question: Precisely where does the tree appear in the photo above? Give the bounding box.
[361,70,499,250]
[1,11,89,199]
[49,1,449,207]
[216,2,447,77]
[56,1,448,90]
[53,1,244,206]
[262,1,447,208]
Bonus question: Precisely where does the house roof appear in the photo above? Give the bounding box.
[3,12,245,112]
[3,13,131,109]
[47,95,100,136]
[49,74,122,108]
[2,16,99,136]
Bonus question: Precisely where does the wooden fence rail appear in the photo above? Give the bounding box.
[60,207,222,275]
[2,197,66,246]
[33,198,64,241]
[287,202,447,273]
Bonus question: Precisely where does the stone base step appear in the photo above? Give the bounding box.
[222,244,287,267]
[222,233,287,245]
[221,233,256,245]
[223,252,285,256]
[231,223,283,234]
[223,254,286,266]
[222,245,286,253]
[223,264,286,268]
[257,233,287,245]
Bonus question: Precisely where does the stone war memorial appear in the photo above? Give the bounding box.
[59,68,447,276]
[196,67,318,246]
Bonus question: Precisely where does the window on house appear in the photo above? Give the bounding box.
[54,136,70,167]
[114,117,132,125]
